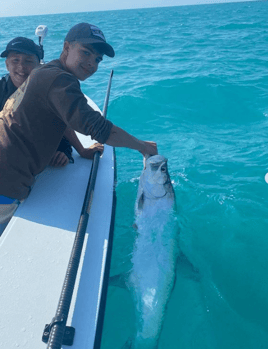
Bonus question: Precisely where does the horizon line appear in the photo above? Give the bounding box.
[0,0,257,19]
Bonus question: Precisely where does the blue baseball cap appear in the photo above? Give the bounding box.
[65,23,115,58]
[1,37,42,61]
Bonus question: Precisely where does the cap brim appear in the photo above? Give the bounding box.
[0,48,40,60]
[0,50,9,58]
[76,38,115,58]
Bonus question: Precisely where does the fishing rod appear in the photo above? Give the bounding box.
[42,70,114,349]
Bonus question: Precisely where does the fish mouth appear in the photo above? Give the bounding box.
[154,191,168,199]
[144,192,167,199]
[143,179,174,199]
[144,184,169,199]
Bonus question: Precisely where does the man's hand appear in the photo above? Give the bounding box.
[50,151,69,167]
[139,141,158,157]
[79,143,104,159]
[105,125,158,156]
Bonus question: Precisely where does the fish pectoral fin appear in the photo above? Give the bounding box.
[133,223,138,230]
[178,251,201,282]
[137,192,145,210]
[109,272,130,289]
[122,337,133,349]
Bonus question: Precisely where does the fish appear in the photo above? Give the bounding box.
[111,155,197,348]
[127,155,178,348]
[109,155,177,349]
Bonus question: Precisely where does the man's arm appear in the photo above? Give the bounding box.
[105,125,158,156]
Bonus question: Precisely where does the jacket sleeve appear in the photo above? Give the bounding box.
[47,73,113,144]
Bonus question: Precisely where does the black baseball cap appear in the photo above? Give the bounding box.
[0,37,42,61]
[65,23,115,58]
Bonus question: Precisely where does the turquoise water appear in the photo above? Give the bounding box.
[1,2,268,348]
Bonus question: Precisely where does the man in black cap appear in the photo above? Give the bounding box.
[0,37,41,109]
[0,23,157,224]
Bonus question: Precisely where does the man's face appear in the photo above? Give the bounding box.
[63,42,103,81]
[5,52,39,88]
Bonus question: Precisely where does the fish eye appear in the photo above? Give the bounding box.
[161,166,166,172]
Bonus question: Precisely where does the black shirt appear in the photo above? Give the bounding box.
[0,74,17,111]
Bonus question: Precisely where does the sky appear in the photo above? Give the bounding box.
[0,0,255,18]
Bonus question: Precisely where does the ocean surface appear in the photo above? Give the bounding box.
[1,1,268,348]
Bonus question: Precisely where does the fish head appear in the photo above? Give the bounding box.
[137,155,175,211]
[143,155,174,198]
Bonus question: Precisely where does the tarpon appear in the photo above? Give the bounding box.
[110,155,197,348]
[125,155,178,349]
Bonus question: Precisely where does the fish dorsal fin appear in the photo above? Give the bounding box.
[137,192,145,210]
